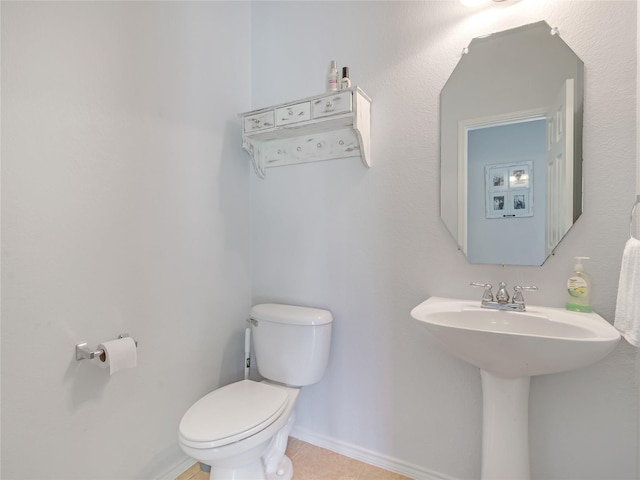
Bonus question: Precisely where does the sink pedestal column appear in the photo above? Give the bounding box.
[480,370,531,480]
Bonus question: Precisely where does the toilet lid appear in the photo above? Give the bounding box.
[179,380,289,448]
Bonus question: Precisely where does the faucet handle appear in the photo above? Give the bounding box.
[470,282,494,302]
[512,285,538,305]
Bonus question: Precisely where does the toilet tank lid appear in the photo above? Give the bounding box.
[250,303,333,326]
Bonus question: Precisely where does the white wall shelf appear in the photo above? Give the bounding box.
[240,86,371,178]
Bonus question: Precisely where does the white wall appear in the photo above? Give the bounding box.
[637,1,640,475]
[1,2,252,479]
[251,1,638,479]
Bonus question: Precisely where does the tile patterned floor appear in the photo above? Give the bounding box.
[176,437,411,480]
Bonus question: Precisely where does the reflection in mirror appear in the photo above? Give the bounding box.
[440,21,584,266]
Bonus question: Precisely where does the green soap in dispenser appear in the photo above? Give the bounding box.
[566,256,592,312]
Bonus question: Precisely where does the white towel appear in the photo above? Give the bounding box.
[614,237,640,347]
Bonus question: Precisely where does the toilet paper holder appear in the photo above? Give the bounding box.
[75,334,138,361]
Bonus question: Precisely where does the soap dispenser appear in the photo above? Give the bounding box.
[566,256,593,313]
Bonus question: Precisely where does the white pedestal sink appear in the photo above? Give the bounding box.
[410,296,621,479]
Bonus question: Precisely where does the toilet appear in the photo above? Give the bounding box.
[178,303,333,480]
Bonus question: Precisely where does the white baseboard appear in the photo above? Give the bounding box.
[290,426,460,480]
[154,455,196,480]
[156,429,460,480]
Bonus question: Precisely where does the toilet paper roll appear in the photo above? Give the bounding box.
[94,337,137,375]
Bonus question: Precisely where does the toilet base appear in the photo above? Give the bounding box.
[266,455,292,480]
[208,459,264,480]
[209,412,296,480]
[204,454,292,480]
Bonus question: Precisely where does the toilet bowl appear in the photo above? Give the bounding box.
[179,380,299,480]
[178,303,332,480]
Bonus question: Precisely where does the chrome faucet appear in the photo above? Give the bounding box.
[470,282,538,312]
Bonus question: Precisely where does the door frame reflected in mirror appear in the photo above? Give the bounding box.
[457,108,547,260]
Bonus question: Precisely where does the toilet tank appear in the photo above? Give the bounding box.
[250,303,332,387]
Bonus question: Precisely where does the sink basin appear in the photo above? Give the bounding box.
[410,296,621,378]
[411,296,620,479]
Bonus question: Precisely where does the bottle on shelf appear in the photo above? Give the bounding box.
[341,66,351,89]
[327,60,338,92]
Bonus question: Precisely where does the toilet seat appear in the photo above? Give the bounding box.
[179,380,289,449]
